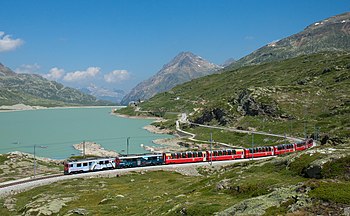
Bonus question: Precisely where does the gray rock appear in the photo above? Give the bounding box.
[68,208,89,215]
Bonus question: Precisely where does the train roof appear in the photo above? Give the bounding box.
[119,154,163,159]
[65,157,116,163]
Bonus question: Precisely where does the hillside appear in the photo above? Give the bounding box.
[130,52,350,144]
[1,149,349,215]
[0,63,111,107]
[121,52,222,105]
[227,12,350,69]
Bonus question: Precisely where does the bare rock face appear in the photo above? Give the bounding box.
[194,108,229,126]
[233,89,280,117]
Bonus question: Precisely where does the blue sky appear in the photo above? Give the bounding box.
[0,0,348,92]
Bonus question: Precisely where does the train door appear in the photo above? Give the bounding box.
[137,158,141,166]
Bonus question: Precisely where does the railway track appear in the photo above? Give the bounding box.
[0,173,63,189]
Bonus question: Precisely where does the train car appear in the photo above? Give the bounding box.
[274,144,295,155]
[206,149,244,161]
[163,151,207,164]
[64,157,117,174]
[244,146,274,158]
[295,139,314,151]
[117,154,163,168]
[306,139,314,148]
[294,141,308,151]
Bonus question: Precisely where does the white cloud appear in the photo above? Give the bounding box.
[0,31,24,52]
[104,70,130,83]
[63,67,100,82]
[43,67,65,81]
[15,63,41,74]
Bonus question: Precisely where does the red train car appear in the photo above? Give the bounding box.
[274,144,295,155]
[207,149,244,161]
[306,139,314,148]
[244,146,274,158]
[163,151,207,164]
[294,141,308,151]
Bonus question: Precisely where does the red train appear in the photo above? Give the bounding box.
[162,139,313,164]
[64,139,313,174]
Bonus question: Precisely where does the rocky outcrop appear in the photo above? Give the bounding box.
[20,194,77,216]
[216,185,312,216]
[232,89,280,117]
[193,108,229,125]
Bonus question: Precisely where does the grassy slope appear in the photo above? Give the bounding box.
[133,52,349,144]
[0,152,349,215]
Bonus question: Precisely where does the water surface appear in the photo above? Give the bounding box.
[0,107,172,159]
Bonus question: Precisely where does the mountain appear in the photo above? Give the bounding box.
[221,58,236,67]
[228,12,350,69]
[121,52,222,105]
[80,84,125,103]
[0,63,110,107]
[133,51,350,143]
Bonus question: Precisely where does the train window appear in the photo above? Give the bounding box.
[69,164,73,167]
[177,153,181,158]
[83,163,88,166]
[182,153,186,158]
[193,152,198,157]
[249,149,252,153]
[89,162,92,166]
[227,150,231,155]
[105,160,109,164]
[218,151,223,156]
[233,150,236,154]
[198,152,202,157]
[99,161,104,165]
[223,150,227,155]
[77,163,81,167]
[188,152,192,158]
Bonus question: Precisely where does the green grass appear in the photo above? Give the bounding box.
[321,155,350,180]
[181,123,290,148]
[289,153,324,176]
[309,181,350,204]
[1,171,240,215]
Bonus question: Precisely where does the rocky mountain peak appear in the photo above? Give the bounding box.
[121,52,221,104]
[0,63,16,76]
[305,12,350,31]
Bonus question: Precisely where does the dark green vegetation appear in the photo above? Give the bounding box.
[131,52,349,146]
[1,152,349,215]
[0,63,113,107]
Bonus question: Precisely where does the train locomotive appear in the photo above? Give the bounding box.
[64,139,313,174]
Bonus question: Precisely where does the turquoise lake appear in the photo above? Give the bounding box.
[0,107,172,159]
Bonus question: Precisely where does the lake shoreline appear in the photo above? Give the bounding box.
[0,103,122,113]
[113,111,185,152]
